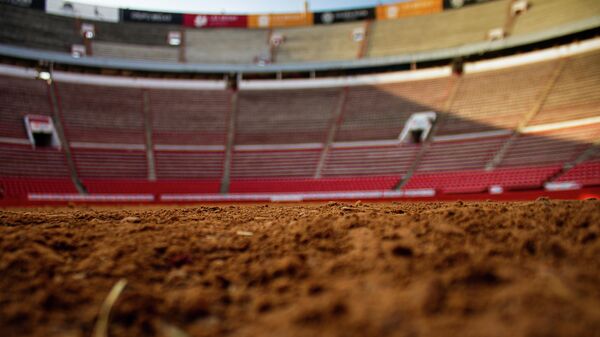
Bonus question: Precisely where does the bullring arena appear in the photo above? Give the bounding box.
[1,0,600,336]
[0,198,600,336]
[1,200,600,337]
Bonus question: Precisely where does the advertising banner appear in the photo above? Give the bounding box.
[183,14,247,28]
[376,0,442,20]
[45,0,119,22]
[443,0,495,10]
[248,12,313,28]
[314,7,375,24]
[1,0,45,9]
[121,9,183,24]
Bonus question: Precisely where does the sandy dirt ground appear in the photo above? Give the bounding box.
[1,200,599,337]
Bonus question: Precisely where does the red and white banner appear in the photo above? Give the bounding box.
[183,14,247,28]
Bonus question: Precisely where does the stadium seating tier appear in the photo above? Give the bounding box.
[230,176,400,193]
[155,150,224,179]
[323,144,419,177]
[0,75,53,140]
[416,136,509,172]
[529,51,600,125]
[336,77,451,141]
[405,166,563,194]
[0,4,80,52]
[273,22,364,63]
[236,89,340,144]
[185,29,269,64]
[149,88,230,146]
[511,0,600,37]
[366,0,509,58]
[56,82,146,144]
[92,41,179,62]
[439,60,558,135]
[1,46,599,200]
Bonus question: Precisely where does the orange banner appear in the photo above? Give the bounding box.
[248,13,313,28]
[376,0,442,20]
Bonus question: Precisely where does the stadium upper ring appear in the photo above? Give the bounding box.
[0,0,598,73]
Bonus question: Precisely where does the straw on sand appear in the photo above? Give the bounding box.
[92,279,128,337]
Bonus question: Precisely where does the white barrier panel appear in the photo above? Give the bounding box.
[51,71,227,90]
[28,194,155,202]
[331,139,400,149]
[26,190,437,203]
[270,195,304,202]
[154,144,226,151]
[234,143,323,151]
[160,194,270,202]
[489,185,504,195]
[46,0,120,22]
[464,37,600,74]
[0,137,31,145]
[70,142,146,150]
[433,129,512,142]
[520,116,600,134]
[296,191,384,201]
[382,190,406,198]
[240,67,451,90]
[160,189,435,202]
[402,189,436,197]
[544,182,582,191]
[0,64,38,79]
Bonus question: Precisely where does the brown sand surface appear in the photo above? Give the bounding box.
[1,200,599,337]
